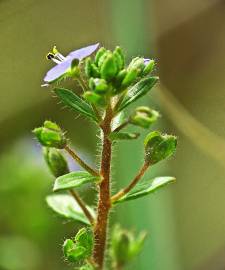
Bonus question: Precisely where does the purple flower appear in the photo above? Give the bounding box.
[43,43,99,84]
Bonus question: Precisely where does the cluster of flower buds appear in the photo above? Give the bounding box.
[144,131,177,164]
[111,224,146,269]
[63,228,93,263]
[83,46,155,106]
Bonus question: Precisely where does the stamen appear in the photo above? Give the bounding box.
[46,53,54,60]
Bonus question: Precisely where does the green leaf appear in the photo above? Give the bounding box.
[109,132,140,141]
[54,88,98,121]
[111,111,126,130]
[46,194,95,224]
[116,76,158,112]
[53,171,99,192]
[114,176,175,204]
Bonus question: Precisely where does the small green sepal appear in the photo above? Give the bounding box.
[83,91,106,107]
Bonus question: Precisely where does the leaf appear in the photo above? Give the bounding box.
[111,111,126,130]
[46,194,95,224]
[116,76,158,112]
[109,132,140,141]
[53,171,99,192]
[114,176,175,204]
[54,88,98,121]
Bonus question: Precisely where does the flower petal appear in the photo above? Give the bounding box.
[144,58,150,65]
[67,43,99,60]
[43,43,99,83]
[44,59,71,82]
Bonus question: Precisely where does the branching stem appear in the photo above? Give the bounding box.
[65,145,99,176]
[111,161,150,203]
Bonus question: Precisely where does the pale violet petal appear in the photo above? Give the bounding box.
[44,59,72,82]
[67,43,99,60]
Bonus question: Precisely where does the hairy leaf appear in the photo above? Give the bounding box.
[53,171,99,192]
[54,88,98,121]
[116,76,158,112]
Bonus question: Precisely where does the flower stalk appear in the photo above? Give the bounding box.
[65,145,99,177]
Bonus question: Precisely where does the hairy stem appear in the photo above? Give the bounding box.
[93,105,113,269]
[69,189,94,225]
[65,145,99,176]
[111,162,150,203]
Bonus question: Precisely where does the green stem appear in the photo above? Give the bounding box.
[111,161,150,203]
[69,189,95,225]
[65,145,99,176]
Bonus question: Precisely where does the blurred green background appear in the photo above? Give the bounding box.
[0,0,225,269]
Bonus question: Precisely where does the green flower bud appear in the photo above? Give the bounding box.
[63,228,93,263]
[89,78,108,94]
[83,91,106,107]
[128,57,145,75]
[143,59,155,75]
[43,147,69,177]
[95,47,107,66]
[100,54,118,81]
[33,121,67,149]
[97,50,110,67]
[130,106,160,129]
[121,68,138,88]
[113,46,125,70]
[85,58,100,78]
[144,131,177,164]
[63,239,86,262]
[74,227,93,257]
[85,57,92,77]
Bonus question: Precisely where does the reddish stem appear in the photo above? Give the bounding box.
[92,105,113,269]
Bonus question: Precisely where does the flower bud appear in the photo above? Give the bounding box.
[33,121,67,149]
[89,78,108,94]
[113,46,125,70]
[100,54,118,81]
[128,57,145,75]
[144,131,177,164]
[43,147,69,177]
[143,59,155,75]
[63,228,93,263]
[83,91,106,107]
[85,58,100,78]
[95,47,107,66]
[121,68,138,88]
[63,239,86,262]
[130,106,159,129]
